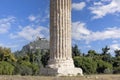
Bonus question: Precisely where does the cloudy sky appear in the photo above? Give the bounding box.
[0,0,120,54]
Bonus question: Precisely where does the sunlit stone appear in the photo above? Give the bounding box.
[41,0,83,76]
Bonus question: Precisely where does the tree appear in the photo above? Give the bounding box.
[41,50,50,67]
[96,60,113,74]
[114,49,120,58]
[32,49,43,67]
[113,67,120,74]
[72,44,81,57]
[102,46,110,55]
[101,46,112,62]
[87,50,97,58]
[0,47,17,62]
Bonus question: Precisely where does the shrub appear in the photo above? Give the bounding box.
[41,52,50,67]
[29,63,39,75]
[96,60,113,74]
[13,61,39,75]
[0,61,14,75]
[13,63,32,75]
[104,68,113,74]
[74,56,97,74]
[20,65,33,75]
[113,67,120,74]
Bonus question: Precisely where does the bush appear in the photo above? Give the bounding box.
[0,61,14,75]
[113,67,120,74]
[96,60,113,74]
[20,65,33,75]
[113,60,120,67]
[104,68,113,74]
[13,63,32,75]
[20,61,39,75]
[74,56,97,74]
[29,63,39,75]
[41,52,50,67]
[13,61,39,75]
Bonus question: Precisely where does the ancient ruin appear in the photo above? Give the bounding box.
[41,0,83,76]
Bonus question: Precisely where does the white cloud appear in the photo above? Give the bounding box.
[72,22,90,35]
[72,21,91,41]
[72,21,120,43]
[28,15,36,22]
[110,44,120,50]
[10,26,49,41]
[72,2,86,10]
[0,16,15,34]
[89,0,120,19]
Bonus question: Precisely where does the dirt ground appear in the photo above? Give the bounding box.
[0,75,119,80]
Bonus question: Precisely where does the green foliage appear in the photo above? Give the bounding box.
[96,60,113,74]
[74,56,97,74]
[102,53,112,63]
[14,53,40,75]
[112,57,120,74]
[22,55,30,62]
[104,68,113,74]
[102,46,110,55]
[13,61,32,75]
[72,45,82,57]
[29,63,39,75]
[0,44,120,75]
[86,50,97,58]
[0,47,17,62]
[114,49,120,57]
[101,46,113,63]
[113,67,120,74]
[13,49,43,75]
[32,49,43,67]
[13,61,39,75]
[41,51,50,67]
[18,64,33,75]
[113,60,120,67]
[0,61,14,75]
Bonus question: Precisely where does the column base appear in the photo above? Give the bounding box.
[40,67,83,76]
[40,58,83,76]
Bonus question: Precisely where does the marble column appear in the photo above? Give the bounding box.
[50,0,72,60]
[41,0,83,76]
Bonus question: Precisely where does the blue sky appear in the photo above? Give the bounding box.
[0,0,120,55]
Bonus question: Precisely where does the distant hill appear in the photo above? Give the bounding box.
[15,38,49,56]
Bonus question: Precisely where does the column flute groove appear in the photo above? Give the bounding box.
[43,0,83,76]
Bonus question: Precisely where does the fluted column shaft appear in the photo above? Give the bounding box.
[50,0,72,60]
[41,0,83,76]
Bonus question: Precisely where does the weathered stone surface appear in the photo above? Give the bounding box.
[41,59,83,76]
[41,0,83,76]
[41,67,83,76]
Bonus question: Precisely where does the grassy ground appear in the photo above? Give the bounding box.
[0,75,119,80]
